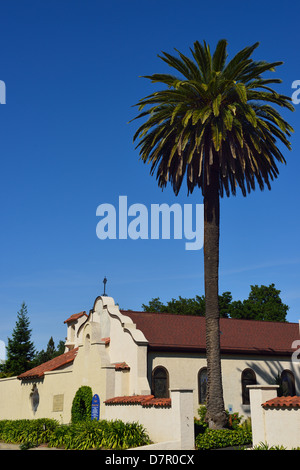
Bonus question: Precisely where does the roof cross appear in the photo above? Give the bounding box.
[102,276,107,296]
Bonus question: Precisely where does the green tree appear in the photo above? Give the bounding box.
[32,337,66,368]
[71,386,93,423]
[142,291,232,317]
[142,297,166,313]
[56,339,66,356]
[2,302,35,376]
[132,40,293,428]
[142,285,287,322]
[230,283,288,321]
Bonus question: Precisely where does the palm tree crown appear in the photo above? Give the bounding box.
[132,40,294,198]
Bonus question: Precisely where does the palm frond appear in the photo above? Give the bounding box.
[132,40,294,197]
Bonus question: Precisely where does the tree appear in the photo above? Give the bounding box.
[142,291,232,317]
[142,285,288,321]
[56,339,66,356]
[230,283,288,322]
[31,337,66,368]
[142,297,166,313]
[71,386,93,423]
[2,302,35,376]
[132,40,293,428]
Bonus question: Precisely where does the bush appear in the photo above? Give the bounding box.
[195,404,243,431]
[0,418,151,450]
[0,418,59,446]
[194,405,208,434]
[195,428,252,450]
[47,420,151,450]
[71,386,93,423]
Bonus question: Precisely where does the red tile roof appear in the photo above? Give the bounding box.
[122,311,299,356]
[104,395,171,408]
[262,396,300,408]
[18,348,78,379]
[64,312,87,323]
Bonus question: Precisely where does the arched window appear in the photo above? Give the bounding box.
[281,370,296,396]
[151,366,169,398]
[198,368,208,404]
[241,369,256,405]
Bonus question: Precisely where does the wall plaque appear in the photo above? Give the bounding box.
[53,394,64,412]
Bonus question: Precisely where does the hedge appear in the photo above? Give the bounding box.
[48,419,151,450]
[195,428,252,450]
[0,418,58,447]
[0,419,151,450]
[71,385,93,423]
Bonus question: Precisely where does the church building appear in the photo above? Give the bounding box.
[0,294,299,424]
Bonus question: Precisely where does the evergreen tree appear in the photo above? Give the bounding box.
[31,337,66,367]
[56,339,65,356]
[3,302,35,376]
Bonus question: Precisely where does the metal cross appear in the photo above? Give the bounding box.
[102,277,107,296]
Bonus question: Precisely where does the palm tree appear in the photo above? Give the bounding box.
[131,40,294,428]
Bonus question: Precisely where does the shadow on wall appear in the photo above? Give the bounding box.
[237,358,299,397]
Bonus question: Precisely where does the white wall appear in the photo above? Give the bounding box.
[104,389,194,450]
[249,385,300,449]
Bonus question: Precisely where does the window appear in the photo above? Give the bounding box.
[281,370,296,396]
[151,366,169,398]
[241,369,256,405]
[198,368,208,404]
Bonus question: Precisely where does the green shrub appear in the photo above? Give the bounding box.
[195,428,252,450]
[226,411,243,430]
[0,419,58,446]
[253,442,287,450]
[252,442,300,450]
[194,405,209,434]
[71,386,93,423]
[0,418,151,450]
[239,416,252,433]
[195,404,243,431]
[47,420,151,450]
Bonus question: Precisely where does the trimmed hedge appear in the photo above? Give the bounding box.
[195,428,252,450]
[71,386,93,423]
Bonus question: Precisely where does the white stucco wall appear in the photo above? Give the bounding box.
[104,389,194,450]
[249,385,300,449]
[0,340,110,423]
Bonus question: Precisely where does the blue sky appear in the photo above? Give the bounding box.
[0,0,300,352]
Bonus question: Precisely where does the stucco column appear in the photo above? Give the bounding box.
[170,389,194,450]
[247,385,279,447]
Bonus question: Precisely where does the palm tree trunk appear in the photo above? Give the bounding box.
[204,167,227,429]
